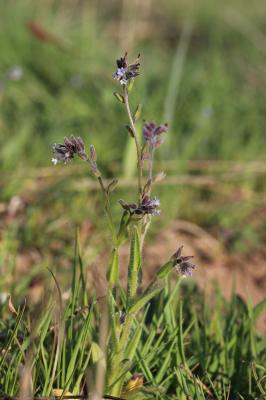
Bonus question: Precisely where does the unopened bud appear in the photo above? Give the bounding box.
[113,92,125,103]
[125,125,134,137]
[8,295,18,315]
[133,103,142,122]
[154,171,166,183]
[107,179,118,193]
[90,144,97,162]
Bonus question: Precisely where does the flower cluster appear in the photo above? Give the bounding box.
[119,195,160,217]
[113,52,140,85]
[52,136,85,165]
[143,121,168,149]
[171,246,196,277]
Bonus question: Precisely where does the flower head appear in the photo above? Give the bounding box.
[171,246,196,277]
[119,195,160,217]
[143,121,168,149]
[113,52,140,85]
[52,135,85,165]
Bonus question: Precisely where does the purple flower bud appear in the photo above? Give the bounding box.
[90,144,97,162]
[52,135,85,165]
[119,195,160,217]
[143,122,168,149]
[171,246,196,277]
[113,52,140,85]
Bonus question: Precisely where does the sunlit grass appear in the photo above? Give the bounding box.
[0,240,265,398]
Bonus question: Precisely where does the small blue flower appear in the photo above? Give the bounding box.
[113,52,140,85]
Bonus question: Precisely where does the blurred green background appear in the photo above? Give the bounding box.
[0,0,266,293]
[1,0,266,168]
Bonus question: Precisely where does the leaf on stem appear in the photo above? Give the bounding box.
[128,287,162,314]
[125,124,134,138]
[156,261,173,279]
[133,103,142,123]
[113,92,125,103]
[107,179,119,194]
[107,248,119,286]
[117,210,131,245]
[127,226,141,300]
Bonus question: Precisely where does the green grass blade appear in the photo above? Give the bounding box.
[127,226,141,302]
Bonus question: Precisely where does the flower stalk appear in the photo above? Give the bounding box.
[123,85,143,203]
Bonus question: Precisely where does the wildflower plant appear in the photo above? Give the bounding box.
[51,51,196,398]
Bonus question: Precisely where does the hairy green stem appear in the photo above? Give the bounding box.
[82,155,117,244]
[108,84,151,396]
[123,86,143,203]
[97,176,117,243]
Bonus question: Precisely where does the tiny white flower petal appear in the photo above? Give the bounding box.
[153,198,160,207]
[52,158,58,165]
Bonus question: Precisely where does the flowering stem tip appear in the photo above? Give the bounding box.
[113,52,140,86]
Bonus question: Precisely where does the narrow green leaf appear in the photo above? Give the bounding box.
[124,323,143,360]
[155,339,175,384]
[156,261,173,279]
[133,103,142,122]
[0,300,26,371]
[73,348,92,394]
[178,302,187,368]
[107,247,119,285]
[108,291,120,351]
[253,298,266,321]
[136,349,154,384]
[117,210,131,245]
[107,178,118,194]
[65,308,92,384]
[113,92,125,103]
[127,226,141,300]
[129,287,162,314]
